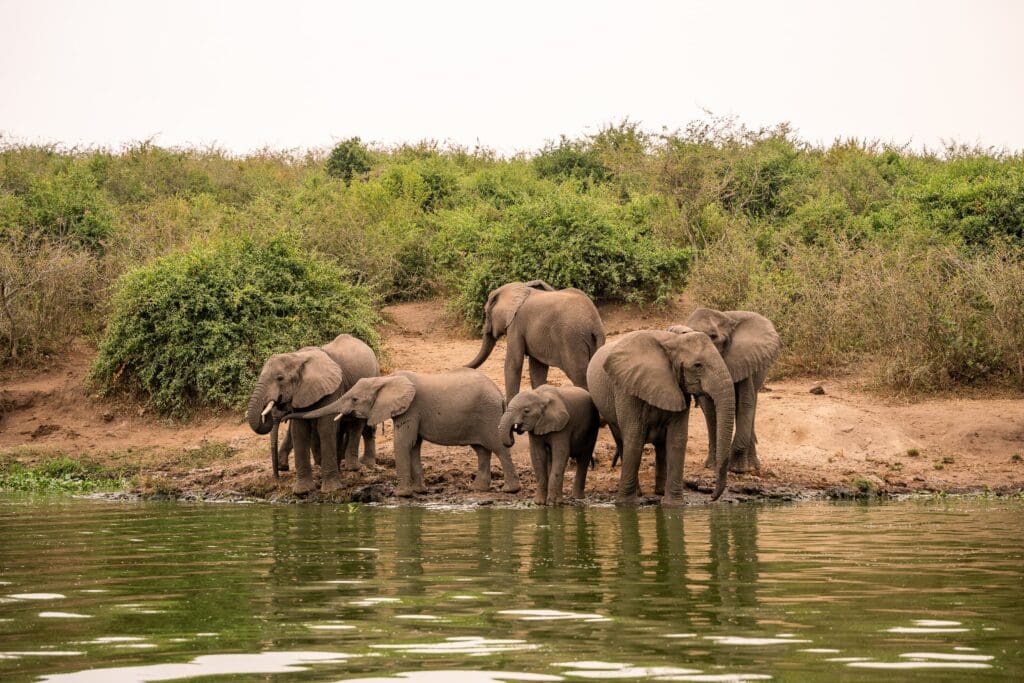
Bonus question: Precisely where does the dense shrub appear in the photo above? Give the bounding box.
[90,236,379,415]
[0,239,103,363]
[532,136,609,184]
[325,138,372,184]
[14,164,116,249]
[452,189,691,322]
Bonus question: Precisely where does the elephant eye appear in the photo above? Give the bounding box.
[709,333,718,340]
[276,375,284,382]
[693,362,703,369]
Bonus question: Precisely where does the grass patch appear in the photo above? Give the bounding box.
[175,441,236,468]
[0,454,127,493]
[851,476,875,494]
[906,448,921,457]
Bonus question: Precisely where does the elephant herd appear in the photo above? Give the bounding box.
[246,280,780,505]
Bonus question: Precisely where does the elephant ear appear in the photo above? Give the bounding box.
[721,312,782,381]
[489,283,533,334]
[534,386,570,435]
[367,375,416,426]
[523,279,556,291]
[602,331,686,411]
[293,348,344,409]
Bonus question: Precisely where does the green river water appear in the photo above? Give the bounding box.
[0,497,1021,681]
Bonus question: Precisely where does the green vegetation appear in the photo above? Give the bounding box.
[90,236,380,416]
[0,454,127,493]
[2,118,1023,416]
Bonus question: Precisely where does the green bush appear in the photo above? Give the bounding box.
[90,236,380,416]
[452,189,691,322]
[19,164,116,249]
[325,137,372,184]
[532,136,610,184]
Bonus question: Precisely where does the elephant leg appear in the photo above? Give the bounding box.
[290,420,315,495]
[504,336,526,400]
[360,422,377,466]
[494,443,521,492]
[393,420,417,497]
[610,423,624,468]
[318,417,342,493]
[731,378,761,473]
[340,418,362,471]
[616,417,645,505]
[472,445,493,492]
[529,439,549,505]
[548,438,571,506]
[654,438,667,497]
[528,356,549,389]
[662,413,689,507]
[698,395,717,469]
[563,356,590,389]
[572,428,596,499]
[411,436,427,493]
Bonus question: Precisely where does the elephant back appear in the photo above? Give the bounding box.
[322,333,380,391]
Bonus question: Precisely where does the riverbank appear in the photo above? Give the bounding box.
[2,299,1022,504]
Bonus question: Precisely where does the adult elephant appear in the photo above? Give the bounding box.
[246,334,379,494]
[466,280,605,399]
[587,329,735,504]
[676,308,781,473]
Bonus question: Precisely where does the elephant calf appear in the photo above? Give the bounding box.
[289,368,521,497]
[499,385,599,505]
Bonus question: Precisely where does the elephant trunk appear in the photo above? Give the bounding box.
[708,366,736,501]
[269,420,280,478]
[498,410,517,448]
[246,376,274,435]
[466,330,497,369]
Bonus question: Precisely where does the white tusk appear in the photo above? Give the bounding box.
[261,401,274,419]
[333,413,343,422]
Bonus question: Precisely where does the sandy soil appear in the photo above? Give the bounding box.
[1,298,1022,504]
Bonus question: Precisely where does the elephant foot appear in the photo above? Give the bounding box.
[413,482,428,494]
[473,477,491,492]
[395,485,415,498]
[654,485,665,497]
[729,450,761,474]
[341,459,361,472]
[533,493,547,505]
[320,476,343,494]
[661,495,686,508]
[292,475,315,495]
[278,463,289,472]
[360,455,377,468]
[501,480,521,494]
[615,493,641,506]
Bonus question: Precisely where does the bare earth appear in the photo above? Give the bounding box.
[1,298,1022,504]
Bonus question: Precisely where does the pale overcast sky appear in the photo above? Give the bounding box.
[1,0,1022,154]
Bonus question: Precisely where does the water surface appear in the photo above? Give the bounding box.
[1,497,1021,681]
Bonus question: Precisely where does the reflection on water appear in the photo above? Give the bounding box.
[0,498,1021,681]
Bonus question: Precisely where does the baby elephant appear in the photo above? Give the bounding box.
[499,385,599,505]
[290,368,521,497]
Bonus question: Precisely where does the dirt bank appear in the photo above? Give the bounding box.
[1,299,1022,503]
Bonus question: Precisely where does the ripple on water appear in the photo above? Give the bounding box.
[39,612,91,619]
[704,636,811,646]
[886,619,968,634]
[372,637,539,656]
[9,593,66,600]
[37,651,351,682]
[339,672,564,682]
[554,662,772,681]
[498,610,610,623]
